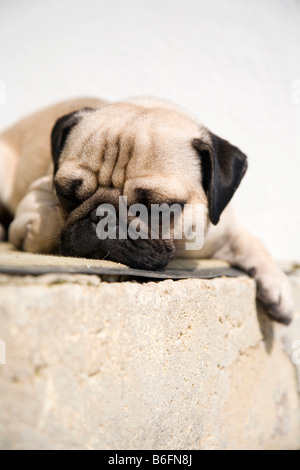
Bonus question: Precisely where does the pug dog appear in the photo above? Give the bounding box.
[0,97,293,324]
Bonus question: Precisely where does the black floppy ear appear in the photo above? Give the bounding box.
[51,111,82,173]
[51,107,95,173]
[193,133,248,225]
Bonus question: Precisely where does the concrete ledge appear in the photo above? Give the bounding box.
[0,261,300,449]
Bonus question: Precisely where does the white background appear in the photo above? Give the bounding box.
[0,0,299,261]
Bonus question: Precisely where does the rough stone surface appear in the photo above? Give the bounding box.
[0,270,300,450]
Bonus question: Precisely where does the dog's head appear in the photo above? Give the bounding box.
[51,99,247,269]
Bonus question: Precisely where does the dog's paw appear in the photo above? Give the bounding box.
[8,176,64,254]
[252,266,294,325]
[9,207,62,254]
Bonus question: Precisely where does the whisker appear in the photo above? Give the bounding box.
[101,251,110,261]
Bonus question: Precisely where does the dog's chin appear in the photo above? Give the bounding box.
[60,218,176,271]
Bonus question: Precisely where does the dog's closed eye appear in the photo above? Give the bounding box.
[55,178,82,200]
[134,188,186,208]
[54,178,86,211]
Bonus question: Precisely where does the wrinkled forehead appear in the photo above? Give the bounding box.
[63,102,208,152]
[57,102,210,197]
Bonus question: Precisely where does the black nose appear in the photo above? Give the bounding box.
[89,209,99,224]
[89,209,100,231]
[55,179,83,201]
[89,208,115,234]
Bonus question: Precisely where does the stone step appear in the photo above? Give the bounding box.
[0,243,299,450]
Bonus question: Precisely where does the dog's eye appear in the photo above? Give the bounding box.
[54,179,84,211]
[135,188,186,209]
[134,188,154,209]
[55,179,83,200]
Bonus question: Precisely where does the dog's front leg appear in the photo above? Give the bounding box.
[8,176,63,254]
[206,208,293,325]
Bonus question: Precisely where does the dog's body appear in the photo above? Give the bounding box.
[0,97,293,324]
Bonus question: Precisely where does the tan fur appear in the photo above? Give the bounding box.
[0,96,293,324]
[1,97,107,213]
[56,101,207,204]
